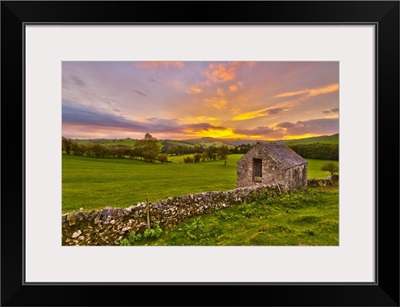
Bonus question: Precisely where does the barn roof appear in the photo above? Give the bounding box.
[248,142,307,169]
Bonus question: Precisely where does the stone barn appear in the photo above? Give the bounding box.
[237,142,308,191]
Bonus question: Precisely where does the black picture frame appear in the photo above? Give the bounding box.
[1,1,399,306]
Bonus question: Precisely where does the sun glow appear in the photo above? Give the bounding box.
[186,128,239,139]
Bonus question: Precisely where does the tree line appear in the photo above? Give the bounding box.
[182,145,230,165]
[62,134,164,162]
[62,134,231,164]
[288,143,339,161]
[161,142,252,156]
[63,135,338,163]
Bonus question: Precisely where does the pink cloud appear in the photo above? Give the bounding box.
[139,61,184,68]
[205,62,241,83]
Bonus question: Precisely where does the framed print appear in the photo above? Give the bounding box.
[1,1,399,306]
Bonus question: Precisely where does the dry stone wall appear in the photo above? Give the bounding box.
[307,178,333,187]
[62,180,331,246]
[62,185,281,246]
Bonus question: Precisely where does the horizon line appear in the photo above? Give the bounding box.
[64,132,339,141]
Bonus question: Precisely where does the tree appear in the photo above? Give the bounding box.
[289,144,339,160]
[193,145,204,154]
[134,133,161,162]
[144,133,155,140]
[193,153,202,163]
[217,145,230,166]
[71,141,85,156]
[91,144,106,158]
[62,136,73,155]
[201,152,207,162]
[321,162,339,177]
[206,146,217,161]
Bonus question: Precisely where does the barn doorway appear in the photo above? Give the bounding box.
[253,158,262,181]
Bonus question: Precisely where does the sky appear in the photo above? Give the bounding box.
[62,61,339,140]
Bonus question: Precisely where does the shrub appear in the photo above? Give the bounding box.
[321,162,339,177]
[183,156,194,163]
[143,223,163,239]
[157,153,169,163]
[120,224,162,246]
[182,219,204,240]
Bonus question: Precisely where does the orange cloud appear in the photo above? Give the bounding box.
[275,89,305,98]
[217,88,225,96]
[275,83,339,98]
[194,116,218,123]
[232,103,293,121]
[140,61,184,68]
[229,85,238,92]
[321,113,339,119]
[186,87,202,94]
[180,116,219,125]
[203,96,228,110]
[206,63,240,83]
[309,84,339,96]
[213,99,227,109]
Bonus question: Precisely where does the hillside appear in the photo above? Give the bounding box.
[203,134,339,146]
[162,138,232,148]
[72,133,338,148]
[284,134,339,145]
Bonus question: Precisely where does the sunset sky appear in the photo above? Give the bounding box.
[62,61,339,140]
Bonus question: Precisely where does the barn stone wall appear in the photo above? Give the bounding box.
[286,164,308,190]
[237,145,307,190]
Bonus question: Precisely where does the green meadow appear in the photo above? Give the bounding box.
[62,154,240,213]
[306,159,336,179]
[62,154,337,213]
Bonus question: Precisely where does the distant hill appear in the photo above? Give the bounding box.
[75,138,137,147]
[72,133,338,148]
[162,138,234,148]
[283,134,339,145]
[204,134,339,146]
[219,139,260,146]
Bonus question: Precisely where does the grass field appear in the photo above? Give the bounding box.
[122,188,339,246]
[150,154,337,179]
[307,159,338,179]
[167,154,217,164]
[62,154,338,213]
[62,154,241,213]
